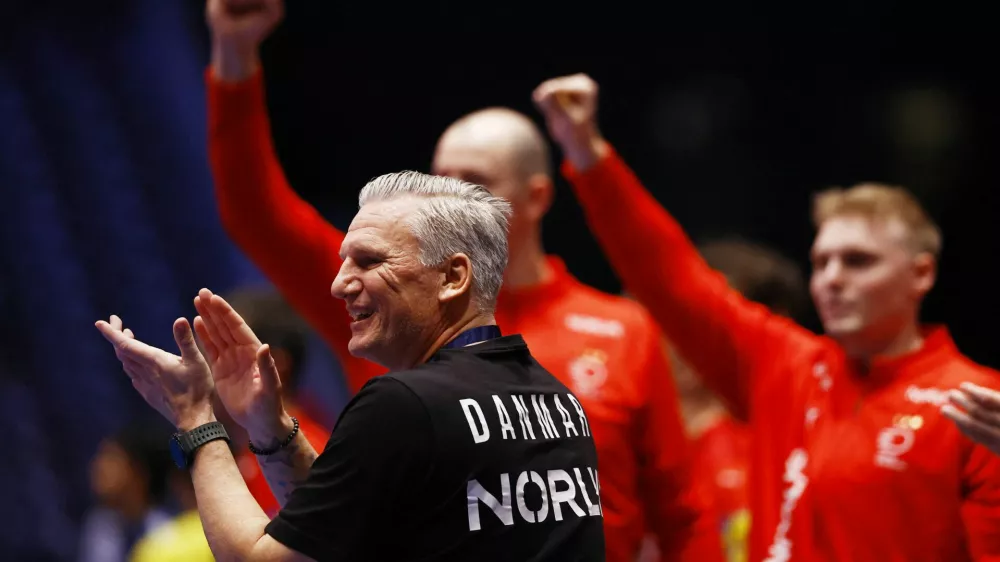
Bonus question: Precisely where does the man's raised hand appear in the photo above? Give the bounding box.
[533,73,608,171]
[207,0,285,82]
[95,315,216,431]
[193,288,290,444]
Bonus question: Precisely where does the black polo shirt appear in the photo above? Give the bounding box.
[265,334,605,561]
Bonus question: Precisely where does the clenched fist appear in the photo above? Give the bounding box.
[207,0,285,82]
[533,73,608,171]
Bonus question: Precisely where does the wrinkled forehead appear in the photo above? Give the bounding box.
[812,214,911,254]
[343,199,421,251]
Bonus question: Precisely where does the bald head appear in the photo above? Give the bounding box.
[436,107,552,182]
[432,108,555,258]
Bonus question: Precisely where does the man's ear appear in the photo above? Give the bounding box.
[439,253,473,304]
[912,252,937,299]
[523,173,554,222]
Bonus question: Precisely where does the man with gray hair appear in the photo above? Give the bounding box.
[204,2,717,560]
[338,171,513,371]
[95,170,606,561]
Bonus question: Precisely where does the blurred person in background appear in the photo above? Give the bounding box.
[678,240,805,562]
[221,287,329,518]
[129,469,214,562]
[204,1,719,561]
[636,239,805,562]
[534,73,1000,561]
[78,420,174,562]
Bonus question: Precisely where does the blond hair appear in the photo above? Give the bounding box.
[812,183,942,257]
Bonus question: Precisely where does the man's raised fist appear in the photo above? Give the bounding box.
[207,0,284,82]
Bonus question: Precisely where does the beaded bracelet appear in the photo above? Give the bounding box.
[248,416,300,456]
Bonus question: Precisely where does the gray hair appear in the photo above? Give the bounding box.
[358,171,512,311]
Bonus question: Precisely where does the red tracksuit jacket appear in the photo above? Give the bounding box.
[563,146,1000,561]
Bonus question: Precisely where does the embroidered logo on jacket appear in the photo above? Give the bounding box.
[568,349,609,398]
[874,425,916,471]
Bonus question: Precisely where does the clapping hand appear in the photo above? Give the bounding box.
[95,315,216,431]
[193,288,291,442]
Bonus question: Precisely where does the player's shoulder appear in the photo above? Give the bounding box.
[562,281,660,337]
[939,354,1000,388]
[347,373,429,414]
[377,357,494,403]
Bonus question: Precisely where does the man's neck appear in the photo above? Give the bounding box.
[417,311,498,366]
[845,321,924,368]
[503,236,553,290]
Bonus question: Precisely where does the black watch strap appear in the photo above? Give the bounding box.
[174,422,230,467]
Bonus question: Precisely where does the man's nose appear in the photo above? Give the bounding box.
[820,259,845,289]
[331,264,361,300]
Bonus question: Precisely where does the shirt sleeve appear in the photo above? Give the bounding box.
[635,318,723,562]
[205,67,385,395]
[264,377,433,560]
[563,147,811,421]
[961,434,1000,559]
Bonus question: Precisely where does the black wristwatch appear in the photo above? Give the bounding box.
[169,421,230,469]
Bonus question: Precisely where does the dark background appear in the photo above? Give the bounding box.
[253,16,999,362]
[0,1,996,559]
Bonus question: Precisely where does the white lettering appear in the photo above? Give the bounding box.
[586,467,601,505]
[511,395,536,440]
[554,395,579,437]
[532,395,560,439]
[515,471,548,523]
[469,467,601,531]
[566,394,591,437]
[547,469,586,521]
[564,314,625,338]
[764,448,808,562]
[574,467,601,516]
[467,475,513,531]
[460,398,490,444]
[905,385,950,407]
[492,395,516,440]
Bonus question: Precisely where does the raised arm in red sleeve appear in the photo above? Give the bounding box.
[562,149,809,421]
[635,318,723,562]
[206,68,384,394]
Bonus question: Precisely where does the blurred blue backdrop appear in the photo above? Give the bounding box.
[0,3,348,559]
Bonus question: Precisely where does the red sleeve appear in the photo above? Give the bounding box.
[961,418,1000,558]
[206,68,384,394]
[563,148,811,421]
[636,317,723,562]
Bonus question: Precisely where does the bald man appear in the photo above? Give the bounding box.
[204,6,718,561]
[433,108,556,293]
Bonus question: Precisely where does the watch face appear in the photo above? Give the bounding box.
[169,435,187,469]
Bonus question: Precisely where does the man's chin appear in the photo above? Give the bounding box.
[347,338,391,368]
[823,317,865,339]
[348,334,369,352]
[347,333,373,356]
